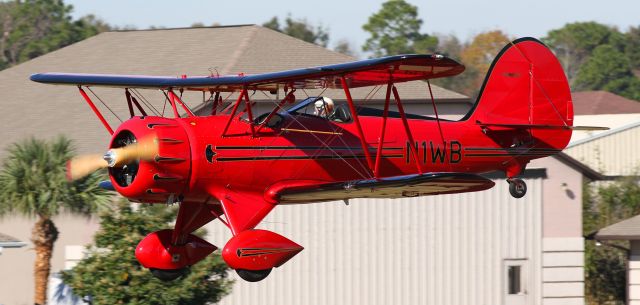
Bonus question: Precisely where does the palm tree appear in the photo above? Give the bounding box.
[0,137,112,305]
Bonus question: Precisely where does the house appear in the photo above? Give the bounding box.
[209,152,596,305]
[566,91,640,176]
[0,25,593,305]
[570,91,640,144]
[593,214,640,305]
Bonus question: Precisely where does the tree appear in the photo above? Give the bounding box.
[543,22,625,85]
[333,39,357,57]
[583,178,640,304]
[460,30,509,79]
[436,30,511,98]
[430,34,480,97]
[0,137,112,305]
[61,201,232,305]
[263,15,329,47]
[0,0,107,70]
[624,26,640,72]
[574,44,640,100]
[362,0,437,56]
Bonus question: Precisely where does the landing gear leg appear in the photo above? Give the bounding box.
[507,178,527,198]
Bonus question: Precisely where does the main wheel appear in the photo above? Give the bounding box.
[236,268,272,282]
[508,178,527,198]
[150,267,188,281]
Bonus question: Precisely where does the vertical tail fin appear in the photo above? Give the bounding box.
[465,37,573,150]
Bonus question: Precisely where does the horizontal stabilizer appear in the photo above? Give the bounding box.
[275,173,495,204]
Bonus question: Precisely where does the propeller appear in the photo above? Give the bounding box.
[66,135,158,181]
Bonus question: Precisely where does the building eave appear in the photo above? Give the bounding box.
[0,241,27,248]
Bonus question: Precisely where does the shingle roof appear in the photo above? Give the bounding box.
[0,232,25,247]
[573,91,640,115]
[595,214,640,240]
[0,25,467,158]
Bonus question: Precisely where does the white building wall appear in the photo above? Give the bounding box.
[542,238,585,305]
[565,122,640,176]
[0,214,99,305]
[210,178,543,305]
[529,157,585,305]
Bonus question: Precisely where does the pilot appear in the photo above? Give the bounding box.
[314,97,335,118]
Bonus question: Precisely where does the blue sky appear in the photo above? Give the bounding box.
[67,0,638,53]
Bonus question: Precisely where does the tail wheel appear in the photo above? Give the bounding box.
[150,267,188,281]
[508,178,527,198]
[236,268,272,282]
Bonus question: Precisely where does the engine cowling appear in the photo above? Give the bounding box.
[109,116,191,203]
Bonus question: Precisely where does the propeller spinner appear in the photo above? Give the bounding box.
[66,134,159,181]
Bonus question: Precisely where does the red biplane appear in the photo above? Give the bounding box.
[31,37,598,282]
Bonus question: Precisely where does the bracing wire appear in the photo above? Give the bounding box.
[86,87,123,123]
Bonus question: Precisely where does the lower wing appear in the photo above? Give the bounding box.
[274,173,495,204]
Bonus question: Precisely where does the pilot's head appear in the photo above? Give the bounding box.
[314,97,334,117]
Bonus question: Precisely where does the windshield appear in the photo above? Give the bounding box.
[282,96,323,114]
[282,96,352,123]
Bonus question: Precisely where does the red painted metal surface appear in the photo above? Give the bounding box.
[38,38,574,278]
[374,82,392,178]
[78,87,114,134]
[427,80,446,147]
[210,91,219,115]
[125,89,135,117]
[222,229,303,271]
[341,76,374,175]
[130,95,147,116]
[392,86,423,174]
[167,90,195,117]
[135,229,217,270]
[242,90,256,137]
[171,202,222,245]
[256,90,296,133]
[125,89,147,117]
[222,88,246,136]
[210,188,275,236]
[108,116,192,203]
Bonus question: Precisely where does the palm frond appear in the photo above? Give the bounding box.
[0,136,113,218]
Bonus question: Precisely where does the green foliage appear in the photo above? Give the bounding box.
[263,16,329,47]
[61,202,232,305]
[0,136,111,218]
[574,45,640,100]
[583,178,640,304]
[625,26,640,71]
[543,21,640,100]
[544,22,625,84]
[430,35,479,98]
[585,245,627,305]
[0,0,108,69]
[362,0,437,56]
[334,39,357,57]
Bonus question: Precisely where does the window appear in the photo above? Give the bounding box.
[503,259,527,305]
[508,265,522,295]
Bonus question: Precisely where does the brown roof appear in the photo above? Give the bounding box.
[0,25,467,158]
[595,214,640,240]
[572,91,640,115]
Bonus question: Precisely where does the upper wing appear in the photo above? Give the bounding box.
[269,173,495,204]
[30,54,464,91]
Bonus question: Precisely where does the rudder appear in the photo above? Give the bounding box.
[465,37,573,150]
